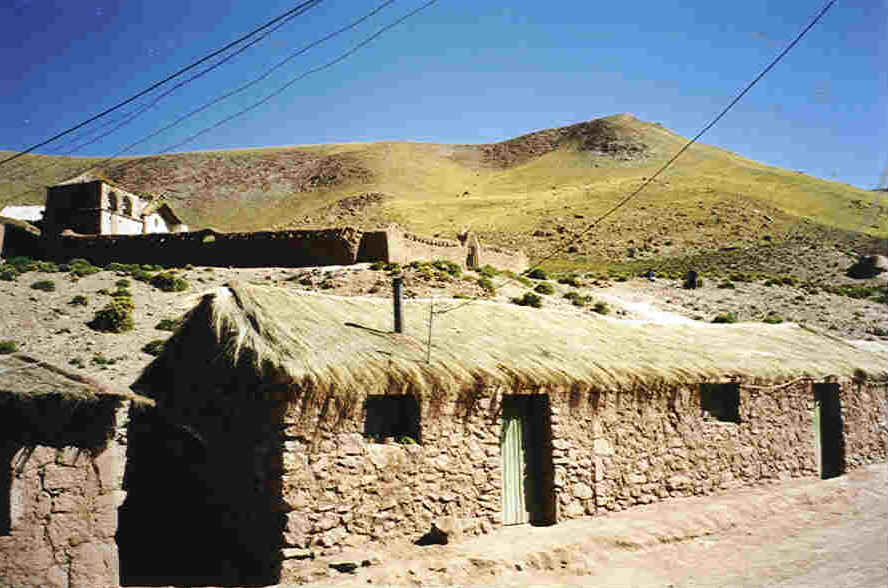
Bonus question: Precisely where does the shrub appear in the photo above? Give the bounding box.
[68,357,85,368]
[369,261,386,271]
[432,259,461,277]
[115,279,131,288]
[477,277,496,295]
[112,288,132,298]
[68,258,101,277]
[88,298,135,333]
[142,339,167,356]
[534,282,555,295]
[763,313,784,324]
[30,279,56,292]
[156,317,183,331]
[149,272,189,292]
[0,340,18,354]
[510,292,543,308]
[69,295,89,306]
[0,265,19,281]
[7,256,37,272]
[91,353,117,366]
[712,312,738,324]
[36,261,60,273]
[592,301,610,315]
[557,275,583,288]
[142,264,164,271]
[564,291,592,307]
[132,269,153,282]
[476,264,499,278]
[525,268,548,280]
[503,270,532,287]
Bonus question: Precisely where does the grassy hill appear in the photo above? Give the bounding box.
[2,114,885,272]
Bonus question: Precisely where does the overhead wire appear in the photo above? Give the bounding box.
[2,0,413,200]
[0,0,325,168]
[433,0,837,317]
[0,0,325,184]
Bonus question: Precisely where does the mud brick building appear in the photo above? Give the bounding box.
[125,282,887,586]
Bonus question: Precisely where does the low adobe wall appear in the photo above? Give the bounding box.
[41,227,363,268]
[0,221,42,260]
[0,402,128,588]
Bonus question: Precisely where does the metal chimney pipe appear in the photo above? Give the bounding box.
[392,276,403,333]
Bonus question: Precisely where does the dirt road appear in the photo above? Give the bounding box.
[303,464,886,587]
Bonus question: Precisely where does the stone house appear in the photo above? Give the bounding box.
[43,178,187,237]
[0,354,151,588]
[125,282,887,586]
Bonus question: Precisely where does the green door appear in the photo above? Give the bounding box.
[501,400,528,525]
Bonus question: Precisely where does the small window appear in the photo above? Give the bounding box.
[122,196,133,216]
[364,395,420,444]
[699,383,740,423]
[108,191,118,212]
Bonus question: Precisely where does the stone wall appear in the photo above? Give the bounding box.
[41,227,364,269]
[0,402,128,588]
[840,379,888,468]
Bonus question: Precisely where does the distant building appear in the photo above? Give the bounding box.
[43,178,187,236]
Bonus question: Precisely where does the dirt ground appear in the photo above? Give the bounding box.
[289,464,888,588]
[0,263,885,391]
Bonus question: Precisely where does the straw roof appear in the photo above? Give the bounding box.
[133,282,888,401]
[0,353,152,405]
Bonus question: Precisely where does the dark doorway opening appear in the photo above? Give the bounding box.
[813,383,844,479]
[1,445,13,535]
[117,411,271,587]
[364,395,421,444]
[500,394,556,526]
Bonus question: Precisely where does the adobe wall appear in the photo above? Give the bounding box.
[379,227,529,272]
[0,401,128,588]
[840,379,888,468]
[41,227,364,269]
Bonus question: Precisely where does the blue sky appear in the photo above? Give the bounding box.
[0,0,885,190]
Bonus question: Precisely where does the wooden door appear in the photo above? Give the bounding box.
[501,399,528,525]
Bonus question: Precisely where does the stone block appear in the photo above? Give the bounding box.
[593,439,613,456]
[571,483,594,500]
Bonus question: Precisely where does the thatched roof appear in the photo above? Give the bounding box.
[133,282,888,401]
[0,353,151,405]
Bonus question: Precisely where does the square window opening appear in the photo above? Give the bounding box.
[364,395,421,445]
[699,383,741,423]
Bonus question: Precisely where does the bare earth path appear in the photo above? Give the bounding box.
[301,464,886,588]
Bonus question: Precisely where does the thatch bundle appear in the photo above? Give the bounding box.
[134,282,888,406]
[0,354,151,448]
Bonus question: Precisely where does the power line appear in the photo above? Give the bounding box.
[435,0,836,317]
[1,0,406,200]
[0,0,327,185]
[0,0,325,169]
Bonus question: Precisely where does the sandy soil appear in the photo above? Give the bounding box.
[0,264,885,391]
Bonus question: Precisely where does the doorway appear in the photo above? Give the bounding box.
[813,383,844,479]
[500,395,555,526]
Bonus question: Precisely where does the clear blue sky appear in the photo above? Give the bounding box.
[1,0,885,190]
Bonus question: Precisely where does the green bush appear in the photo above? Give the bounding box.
[432,259,461,277]
[30,279,56,292]
[68,357,85,368]
[557,275,583,288]
[142,339,167,356]
[369,261,386,271]
[712,312,738,324]
[0,265,19,281]
[510,292,543,308]
[88,298,135,333]
[762,313,784,324]
[112,288,132,298]
[68,258,101,277]
[0,340,18,354]
[503,270,533,287]
[525,268,548,280]
[142,264,164,272]
[149,272,189,292]
[592,301,610,315]
[156,317,183,331]
[6,256,37,272]
[564,291,593,307]
[477,277,496,295]
[69,295,89,306]
[534,282,555,295]
[131,269,153,282]
[115,279,131,288]
[37,261,60,273]
[91,353,117,366]
[476,264,499,278]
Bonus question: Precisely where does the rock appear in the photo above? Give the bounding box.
[282,548,315,560]
[572,483,594,499]
[593,439,613,456]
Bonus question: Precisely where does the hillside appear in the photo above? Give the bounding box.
[2,114,886,271]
